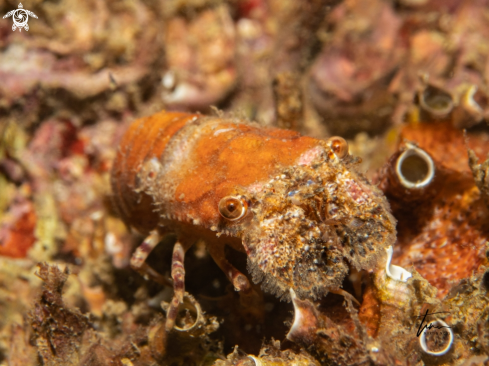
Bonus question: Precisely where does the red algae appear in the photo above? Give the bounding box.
[377,122,489,298]
[0,200,36,258]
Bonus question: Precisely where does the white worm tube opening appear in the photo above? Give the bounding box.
[167,294,203,333]
[419,86,454,117]
[395,144,435,189]
[287,289,303,339]
[419,318,454,356]
[248,356,263,366]
[461,84,487,123]
[462,85,483,115]
[385,246,412,282]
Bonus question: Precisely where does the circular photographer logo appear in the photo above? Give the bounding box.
[3,3,38,32]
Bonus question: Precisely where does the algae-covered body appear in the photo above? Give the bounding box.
[111,111,396,323]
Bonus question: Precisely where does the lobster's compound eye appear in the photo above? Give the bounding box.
[327,136,349,159]
[218,196,247,221]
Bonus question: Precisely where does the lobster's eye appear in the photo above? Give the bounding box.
[327,136,349,159]
[218,196,247,221]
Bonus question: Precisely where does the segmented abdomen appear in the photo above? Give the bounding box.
[111,112,199,232]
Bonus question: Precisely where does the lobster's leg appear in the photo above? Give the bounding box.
[206,243,251,293]
[130,230,172,287]
[206,243,263,321]
[165,241,186,331]
[329,288,361,306]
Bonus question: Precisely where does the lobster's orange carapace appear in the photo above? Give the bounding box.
[111,111,396,330]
